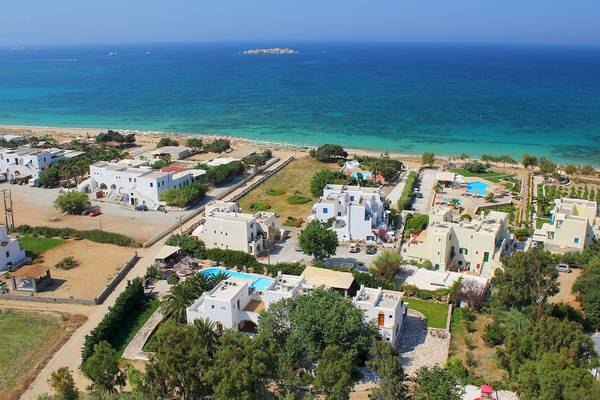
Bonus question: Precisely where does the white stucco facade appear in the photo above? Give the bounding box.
[310,184,388,242]
[192,201,280,256]
[403,207,512,276]
[79,161,205,210]
[187,269,408,347]
[0,147,84,181]
[533,198,599,253]
[0,225,27,272]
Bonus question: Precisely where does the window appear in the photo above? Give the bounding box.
[5,251,9,258]
[323,207,328,214]
[211,305,215,309]
[574,237,580,244]
[350,196,354,201]
[150,182,154,187]
[337,212,341,217]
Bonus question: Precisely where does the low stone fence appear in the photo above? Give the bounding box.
[0,252,140,305]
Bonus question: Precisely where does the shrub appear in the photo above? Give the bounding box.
[242,150,272,167]
[483,322,506,346]
[404,213,429,236]
[286,194,311,205]
[463,161,489,173]
[264,262,306,277]
[96,130,135,144]
[460,213,472,221]
[266,188,286,196]
[283,216,304,227]
[166,235,205,258]
[309,144,347,162]
[197,161,245,186]
[13,225,137,247]
[397,171,417,210]
[249,201,271,212]
[53,191,90,215]
[159,181,208,208]
[166,274,180,285]
[203,139,231,153]
[55,256,78,270]
[156,137,179,148]
[81,278,145,362]
[310,169,349,197]
[205,248,260,269]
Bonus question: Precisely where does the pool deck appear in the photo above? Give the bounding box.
[434,177,514,214]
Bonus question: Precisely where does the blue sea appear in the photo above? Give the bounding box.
[1,42,599,165]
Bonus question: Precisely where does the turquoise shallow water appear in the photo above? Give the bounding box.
[1,42,599,164]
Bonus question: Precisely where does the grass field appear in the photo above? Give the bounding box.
[18,234,65,257]
[111,297,160,357]
[450,168,512,183]
[239,157,338,222]
[0,310,63,400]
[403,298,449,329]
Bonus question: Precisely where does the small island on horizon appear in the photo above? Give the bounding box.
[240,47,299,55]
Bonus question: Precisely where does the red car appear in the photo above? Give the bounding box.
[89,209,102,217]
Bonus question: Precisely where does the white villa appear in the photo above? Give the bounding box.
[0,147,84,182]
[533,198,599,253]
[0,225,27,272]
[310,184,388,242]
[151,146,193,161]
[192,201,281,256]
[79,161,206,210]
[403,206,512,276]
[186,267,408,346]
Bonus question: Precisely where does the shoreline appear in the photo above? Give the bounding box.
[0,123,431,165]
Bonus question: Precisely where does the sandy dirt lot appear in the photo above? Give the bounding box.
[35,240,135,300]
[0,183,194,243]
[550,268,582,308]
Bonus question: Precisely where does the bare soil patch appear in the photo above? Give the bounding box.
[550,269,582,309]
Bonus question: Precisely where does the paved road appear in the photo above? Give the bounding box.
[19,157,291,399]
[385,169,412,209]
[412,168,436,213]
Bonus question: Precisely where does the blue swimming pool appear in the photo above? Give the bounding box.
[466,181,490,195]
[352,171,372,180]
[200,267,274,291]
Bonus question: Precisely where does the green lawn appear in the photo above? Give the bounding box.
[18,234,65,257]
[450,168,512,183]
[403,298,449,329]
[110,297,160,357]
[0,310,62,399]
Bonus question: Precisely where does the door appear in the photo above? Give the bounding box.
[378,312,385,326]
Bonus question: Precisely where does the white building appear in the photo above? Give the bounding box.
[310,184,388,242]
[152,146,193,160]
[79,161,205,210]
[192,201,280,256]
[533,198,599,253]
[403,207,512,276]
[0,147,84,181]
[187,267,408,347]
[0,225,28,272]
[353,285,408,345]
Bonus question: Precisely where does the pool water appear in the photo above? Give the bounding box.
[200,267,274,291]
[466,181,490,195]
[352,171,372,180]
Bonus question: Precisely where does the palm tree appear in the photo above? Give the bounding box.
[450,198,461,209]
[206,272,229,289]
[160,282,198,323]
[193,318,219,356]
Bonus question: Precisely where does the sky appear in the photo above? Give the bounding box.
[1,0,599,46]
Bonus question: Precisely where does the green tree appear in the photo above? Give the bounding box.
[160,280,204,323]
[242,150,272,167]
[82,341,124,392]
[403,213,429,236]
[538,157,556,175]
[298,220,338,260]
[572,257,600,329]
[564,164,578,175]
[421,152,435,167]
[159,181,208,208]
[314,345,354,400]
[413,365,463,400]
[165,235,206,258]
[53,191,90,215]
[484,192,495,202]
[206,331,277,400]
[367,342,408,400]
[258,287,376,367]
[144,321,212,400]
[48,367,79,400]
[522,153,538,168]
[491,247,558,316]
[580,165,596,176]
[203,139,231,153]
[372,250,401,284]
[310,169,349,197]
[193,318,219,356]
[309,144,348,162]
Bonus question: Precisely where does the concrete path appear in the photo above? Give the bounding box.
[19,157,292,399]
[386,169,412,208]
[122,309,163,361]
[412,169,437,213]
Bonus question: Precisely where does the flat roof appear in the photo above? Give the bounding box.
[154,245,181,260]
[301,266,354,290]
[12,264,49,278]
[209,278,248,300]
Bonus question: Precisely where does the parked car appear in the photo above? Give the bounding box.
[294,244,303,252]
[366,245,377,255]
[415,192,424,198]
[556,263,571,273]
[135,204,147,211]
[89,209,102,217]
[349,243,360,253]
[82,206,100,215]
[353,263,370,273]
